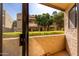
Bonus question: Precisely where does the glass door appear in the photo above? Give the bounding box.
[2,3,23,56]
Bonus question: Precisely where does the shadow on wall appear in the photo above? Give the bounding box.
[66,37,71,56]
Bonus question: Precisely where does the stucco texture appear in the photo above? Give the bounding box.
[29,35,65,56]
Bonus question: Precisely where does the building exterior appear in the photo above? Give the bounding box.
[16,13,38,32]
[29,15,38,31]
[16,13,22,32]
[16,14,55,32]
[3,10,13,32]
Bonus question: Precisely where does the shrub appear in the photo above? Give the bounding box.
[29,31,64,36]
[3,31,64,38]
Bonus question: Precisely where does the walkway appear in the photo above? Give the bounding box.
[3,37,22,56]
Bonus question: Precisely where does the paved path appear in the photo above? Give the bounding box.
[3,37,22,56]
[3,37,19,40]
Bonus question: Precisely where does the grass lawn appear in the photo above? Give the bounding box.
[3,32,22,38]
[3,31,64,38]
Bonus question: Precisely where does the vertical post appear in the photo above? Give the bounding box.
[0,3,2,56]
[22,3,29,56]
[76,3,79,56]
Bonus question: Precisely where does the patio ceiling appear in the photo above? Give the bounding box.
[41,3,75,11]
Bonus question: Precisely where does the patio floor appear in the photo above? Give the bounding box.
[3,34,68,56]
[3,37,22,56]
[45,50,69,56]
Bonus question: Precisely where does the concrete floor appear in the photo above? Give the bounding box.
[49,50,69,56]
[3,38,22,56]
[3,36,68,56]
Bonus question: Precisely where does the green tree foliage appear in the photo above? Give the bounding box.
[12,20,17,31]
[53,11,64,30]
[52,11,57,15]
[13,20,17,27]
[35,13,53,31]
[35,11,64,31]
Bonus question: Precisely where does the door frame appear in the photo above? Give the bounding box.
[22,3,29,56]
[0,3,2,56]
[76,3,79,56]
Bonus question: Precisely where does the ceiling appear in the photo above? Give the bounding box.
[41,3,75,11]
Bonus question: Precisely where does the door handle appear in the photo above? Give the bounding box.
[19,34,25,46]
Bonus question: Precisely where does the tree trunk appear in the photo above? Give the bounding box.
[44,26,47,31]
[38,25,40,31]
[47,25,50,31]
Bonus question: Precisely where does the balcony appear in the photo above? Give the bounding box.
[3,34,69,56]
[29,34,69,56]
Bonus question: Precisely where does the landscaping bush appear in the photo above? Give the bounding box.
[29,31,64,36]
[3,32,22,38]
[3,31,64,38]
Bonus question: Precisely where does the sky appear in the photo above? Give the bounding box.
[3,3,60,20]
[3,3,22,20]
[29,3,60,15]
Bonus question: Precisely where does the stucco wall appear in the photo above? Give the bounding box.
[29,35,65,56]
[3,10,13,32]
[64,4,78,56]
[4,11,13,29]
[16,13,22,32]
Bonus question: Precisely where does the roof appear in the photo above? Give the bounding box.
[41,3,75,11]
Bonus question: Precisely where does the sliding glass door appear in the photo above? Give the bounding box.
[2,3,22,56]
[0,3,28,56]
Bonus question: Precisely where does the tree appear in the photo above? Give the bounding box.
[35,11,64,31]
[12,20,17,31]
[35,15,42,31]
[35,13,54,31]
[53,11,64,30]
[47,16,54,30]
[13,20,17,27]
[52,11,57,15]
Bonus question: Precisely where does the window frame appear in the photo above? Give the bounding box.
[68,4,77,29]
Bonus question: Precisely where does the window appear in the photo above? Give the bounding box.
[18,19,21,21]
[68,4,77,28]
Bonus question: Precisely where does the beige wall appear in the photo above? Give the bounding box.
[17,13,22,32]
[4,11,13,28]
[64,4,78,56]
[29,35,65,56]
[3,10,13,32]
